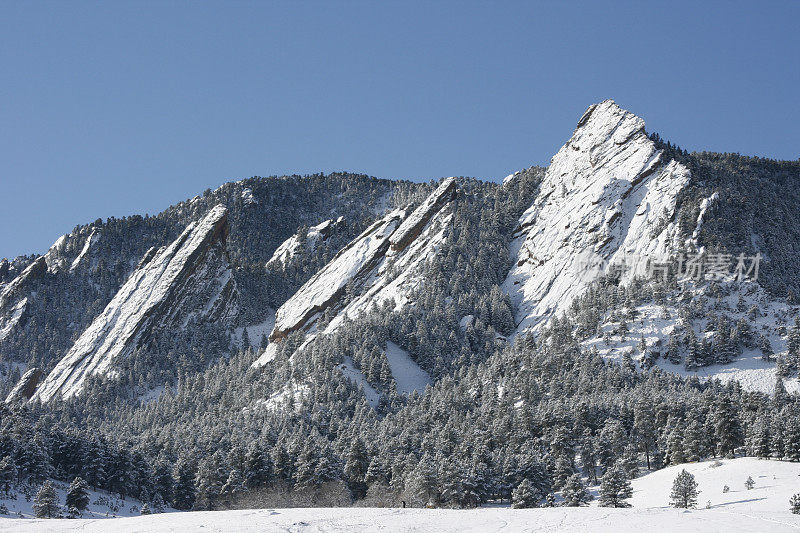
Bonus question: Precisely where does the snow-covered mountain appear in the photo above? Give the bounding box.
[504,100,691,335]
[3,100,800,526]
[30,205,238,402]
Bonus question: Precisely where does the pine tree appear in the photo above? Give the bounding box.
[561,473,593,507]
[634,399,657,470]
[172,456,197,510]
[598,465,632,508]
[714,395,743,458]
[684,418,706,462]
[666,427,686,465]
[343,439,369,499]
[243,443,272,489]
[140,503,151,515]
[511,479,539,509]
[65,477,90,513]
[790,493,800,514]
[0,456,17,497]
[365,456,387,486]
[670,469,699,509]
[784,417,800,461]
[407,457,438,506]
[33,481,60,518]
[745,476,755,490]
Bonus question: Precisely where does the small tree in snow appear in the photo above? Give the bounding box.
[511,479,539,509]
[33,481,59,518]
[790,493,800,514]
[745,476,755,490]
[65,477,90,513]
[670,469,699,509]
[561,473,593,507]
[140,503,151,515]
[723,484,730,493]
[598,465,632,508]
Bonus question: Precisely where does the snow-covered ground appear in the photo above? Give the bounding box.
[0,480,174,522]
[581,280,800,394]
[385,341,430,396]
[232,314,276,350]
[3,458,798,532]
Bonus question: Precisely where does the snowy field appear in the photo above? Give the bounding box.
[2,458,798,532]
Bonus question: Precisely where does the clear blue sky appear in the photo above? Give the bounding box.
[1,1,798,260]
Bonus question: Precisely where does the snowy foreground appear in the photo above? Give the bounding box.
[2,458,799,532]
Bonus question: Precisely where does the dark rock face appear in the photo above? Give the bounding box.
[4,367,43,403]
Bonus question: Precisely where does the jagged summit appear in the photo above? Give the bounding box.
[503,100,691,334]
[32,205,238,402]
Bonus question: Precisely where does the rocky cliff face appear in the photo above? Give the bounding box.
[4,367,42,403]
[255,178,457,366]
[0,256,47,342]
[266,217,346,270]
[503,100,691,334]
[32,205,238,402]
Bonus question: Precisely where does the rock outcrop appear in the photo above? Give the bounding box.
[266,217,346,270]
[4,367,43,403]
[255,178,457,365]
[32,205,238,402]
[0,256,47,342]
[268,210,405,342]
[503,100,691,335]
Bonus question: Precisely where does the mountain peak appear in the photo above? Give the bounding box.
[504,101,690,334]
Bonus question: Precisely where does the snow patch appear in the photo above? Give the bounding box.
[385,341,431,395]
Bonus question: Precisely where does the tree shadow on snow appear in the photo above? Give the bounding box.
[709,497,766,508]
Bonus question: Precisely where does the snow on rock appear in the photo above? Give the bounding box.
[32,205,238,403]
[691,191,719,243]
[4,367,42,403]
[252,342,279,367]
[268,210,405,341]
[241,187,257,205]
[43,233,70,272]
[256,178,457,411]
[502,170,520,185]
[0,256,47,342]
[266,217,345,270]
[385,341,431,395]
[504,100,691,335]
[389,177,456,253]
[264,182,456,349]
[69,228,99,272]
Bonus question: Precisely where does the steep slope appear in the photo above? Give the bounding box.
[0,256,46,341]
[504,100,691,334]
[4,367,42,403]
[254,177,457,366]
[31,205,238,402]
